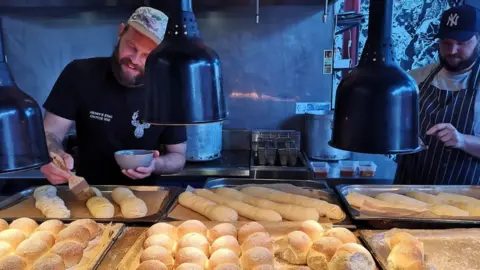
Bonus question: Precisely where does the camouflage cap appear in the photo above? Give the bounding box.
[128,7,169,44]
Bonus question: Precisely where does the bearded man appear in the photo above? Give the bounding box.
[40,7,187,185]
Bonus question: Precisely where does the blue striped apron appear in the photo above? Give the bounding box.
[394,61,480,185]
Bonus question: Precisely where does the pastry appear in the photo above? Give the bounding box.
[405,191,446,205]
[241,232,273,253]
[329,243,375,270]
[437,192,480,205]
[251,265,274,270]
[9,218,38,237]
[176,263,203,270]
[31,253,65,270]
[300,220,325,242]
[35,196,71,219]
[15,238,49,265]
[279,231,312,265]
[0,254,27,270]
[178,233,209,256]
[0,229,26,248]
[56,225,91,248]
[140,245,174,268]
[175,247,208,269]
[37,220,65,236]
[147,223,178,240]
[307,237,343,270]
[194,189,282,221]
[29,231,56,248]
[86,197,115,218]
[207,223,237,243]
[144,235,176,253]
[137,260,168,270]
[213,264,242,270]
[210,235,241,257]
[240,187,345,220]
[427,204,469,217]
[33,185,57,199]
[389,232,424,254]
[375,193,430,207]
[177,220,208,239]
[120,197,148,218]
[215,188,319,221]
[0,242,13,259]
[239,247,274,269]
[324,227,357,244]
[387,242,424,270]
[69,219,101,239]
[209,249,240,270]
[50,240,84,268]
[111,187,135,203]
[238,222,267,244]
[178,192,238,222]
[0,220,8,233]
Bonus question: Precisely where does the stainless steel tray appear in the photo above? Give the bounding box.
[0,185,180,224]
[336,184,480,229]
[204,178,330,189]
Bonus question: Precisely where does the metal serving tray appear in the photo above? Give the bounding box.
[336,184,480,229]
[0,185,180,224]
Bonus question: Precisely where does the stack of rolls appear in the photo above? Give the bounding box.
[112,187,148,218]
[137,220,275,270]
[33,185,71,219]
[0,217,103,270]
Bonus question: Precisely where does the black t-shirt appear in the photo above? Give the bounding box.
[43,57,187,185]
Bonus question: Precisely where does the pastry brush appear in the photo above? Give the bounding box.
[50,152,96,201]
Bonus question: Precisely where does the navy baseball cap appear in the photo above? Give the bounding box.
[437,5,480,42]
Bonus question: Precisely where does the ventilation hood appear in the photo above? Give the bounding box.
[0,19,51,173]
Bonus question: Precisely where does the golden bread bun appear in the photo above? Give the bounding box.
[240,247,274,269]
[177,220,207,239]
[86,197,114,218]
[175,247,208,269]
[241,232,273,253]
[0,254,27,270]
[300,220,325,242]
[310,236,343,261]
[0,229,26,248]
[178,233,209,256]
[251,265,274,270]
[50,240,84,268]
[37,220,65,236]
[207,223,237,243]
[143,234,176,253]
[120,197,148,218]
[137,260,168,270]
[238,222,267,244]
[209,248,240,270]
[279,231,312,265]
[146,223,178,240]
[56,225,91,248]
[387,242,424,270]
[389,232,424,253]
[111,187,135,203]
[140,245,174,268]
[213,264,242,270]
[329,243,375,270]
[29,231,56,249]
[31,253,65,270]
[69,219,101,239]
[9,218,38,237]
[176,263,203,270]
[0,220,8,233]
[15,238,49,265]
[324,228,357,244]
[0,242,12,259]
[211,235,241,257]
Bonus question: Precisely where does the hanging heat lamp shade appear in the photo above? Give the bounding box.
[329,0,420,154]
[142,0,227,125]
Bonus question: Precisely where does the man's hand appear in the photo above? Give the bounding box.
[122,151,161,180]
[40,152,74,185]
[426,123,465,149]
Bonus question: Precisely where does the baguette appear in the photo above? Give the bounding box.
[240,187,345,220]
[345,193,427,213]
[405,191,446,205]
[178,191,238,221]
[193,189,282,221]
[375,193,429,207]
[427,204,469,217]
[214,188,319,221]
[448,202,480,217]
[437,192,480,205]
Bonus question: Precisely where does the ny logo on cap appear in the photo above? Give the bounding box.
[447,13,459,27]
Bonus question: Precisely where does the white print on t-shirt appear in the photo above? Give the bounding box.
[89,111,113,122]
[131,110,151,138]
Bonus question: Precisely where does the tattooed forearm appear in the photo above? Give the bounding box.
[45,132,65,153]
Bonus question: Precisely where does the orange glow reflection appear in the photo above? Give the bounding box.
[230,91,299,102]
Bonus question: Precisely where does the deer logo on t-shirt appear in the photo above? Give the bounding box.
[131,110,151,138]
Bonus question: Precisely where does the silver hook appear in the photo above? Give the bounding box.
[256,0,260,24]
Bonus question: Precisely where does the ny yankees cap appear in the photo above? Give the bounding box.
[128,7,169,44]
[437,5,480,42]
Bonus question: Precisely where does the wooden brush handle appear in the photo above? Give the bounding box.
[50,152,72,175]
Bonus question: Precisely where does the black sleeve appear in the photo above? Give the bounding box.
[159,126,187,145]
[43,60,80,120]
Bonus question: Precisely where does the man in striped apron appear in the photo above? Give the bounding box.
[395,5,480,185]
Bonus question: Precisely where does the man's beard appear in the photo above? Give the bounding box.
[111,43,145,87]
[440,45,480,73]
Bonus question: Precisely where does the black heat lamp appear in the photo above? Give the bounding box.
[0,19,51,173]
[143,0,227,125]
[329,0,420,154]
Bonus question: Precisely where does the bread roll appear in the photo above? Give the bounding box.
[427,204,469,217]
[33,185,57,199]
[69,219,101,239]
[0,220,8,233]
[178,233,210,256]
[210,235,241,257]
[437,192,480,205]
[310,237,343,261]
[175,247,208,269]
[50,240,83,268]
[56,225,91,248]
[387,242,424,270]
[209,249,240,270]
[176,263,203,270]
[120,197,148,218]
[452,202,480,216]
[137,260,168,270]
[140,245,174,268]
[15,238,49,265]
[86,197,114,218]
[375,193,430,207]
[241,232,273,253]
[300,220,325,242]
[329,243,375,270]
[144,234,176,253]
[32,253,65,270]
[324,227,357,244]
[279,231,312,265]
[0,242,13,259]
[240,187,344,220]
[389,232,424,253]
[9,218,38,237]
[214,188,319,221]
[239,247,274,269]
[0,254,27,270]
[207,223,237,243]
[37,220,65,236]
[29,231,56,248]
[111,187,135,203]
[194,189,282,222]
[0,229,26,248]
[35,196,71,219]
[147,223,178,240]
[238,222,267,244]
[405,191,446,205]
[251,265,274,270]
[178,220,208,239]
[179,192,238,222]
[213,264,241,270]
